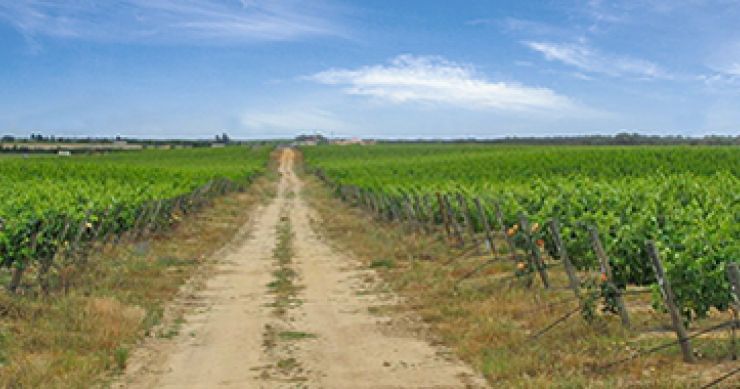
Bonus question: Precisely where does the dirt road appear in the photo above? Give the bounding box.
[119,149,487,388]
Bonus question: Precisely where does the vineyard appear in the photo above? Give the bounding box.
[303,144,740,370]
[0,146,270,293]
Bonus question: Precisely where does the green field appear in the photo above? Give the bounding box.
[303,144,740,321]
[0,146,269,287]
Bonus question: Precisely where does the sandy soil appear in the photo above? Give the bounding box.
[117,149,488,388]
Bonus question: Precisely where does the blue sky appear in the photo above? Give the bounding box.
[1,0,739,139]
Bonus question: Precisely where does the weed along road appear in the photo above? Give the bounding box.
[119,149,487,388]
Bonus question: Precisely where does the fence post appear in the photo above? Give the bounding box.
[726,263,740,360]
[518,212,550,288]
[0,219,5,282]
[70,208,93,259]
[494,201,520,264]
[589,226,630,328]
[387,195,400,221]
[444,195,465,247]
[9,227,40,294]
[129,203,150,242]
[727,263,740,302]
[103,204,123,247]
[145,200,164,237]
[368,191,379,217]
[473,198,497,256]
[457,193,479,252]
[548,220,581,299]
[39,217,71,293]
[91,206,111,243]
[436,193,453,242]
[646,241,693,363]
[422,196,436,231]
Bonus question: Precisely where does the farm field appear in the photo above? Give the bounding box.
[0,146,269,290]
[303,144,740,322]
[301,144,740,386]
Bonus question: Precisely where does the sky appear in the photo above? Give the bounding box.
[1,0,740,140]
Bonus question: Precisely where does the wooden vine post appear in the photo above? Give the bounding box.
[145,200,164,237]
[646,241,694,363]
[725,263,740,360]
[0,219,5,282]
[9,229,40,294]
[40,217,71,293]
[493,201,520,264]
[422,195,436,233]
[413,195,429,233]
[71,208,93,260]
[473,198,497,256]
[588,226,630,328]
[548,220,581,300]
[443,195,465,247]
[403,196,418,230]
[518,212,550,288]
[456,193,479,251]
[436,192,453,242]
[91,206,111,243]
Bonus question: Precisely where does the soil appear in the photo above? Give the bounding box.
[116,149,488,388]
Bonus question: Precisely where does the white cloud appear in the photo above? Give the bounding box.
[0,0,342,46]
[525,41,671,79]
[305,55,579,113]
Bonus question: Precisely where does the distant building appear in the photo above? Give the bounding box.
[211,143,226,148]
[58,150,72,157]
[294,134,328,146]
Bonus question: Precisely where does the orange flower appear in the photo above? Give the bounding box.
[600,274,608,282]
[517,263,526,270]
[536,239,545,247]
[508,228,516,237]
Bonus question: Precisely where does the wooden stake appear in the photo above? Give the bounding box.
[145,200,164,237]
[436,192,453,242]
[548,220,581,299]
[70,208,93,257]
[646,241,693,362]
[444,195,465,247]
[726,263,740,360]
[91,206,111,243]
[589,226,630,328]
[518,212,550,288]
[473,198,497,256]
[493,201,520,263]
[9,227,40,294]
[457,193,479,252]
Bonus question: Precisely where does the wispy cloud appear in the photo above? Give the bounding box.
[241,108,349,132]
[524,41,671,79]
[0,0,343,48]
[306,55,581,114]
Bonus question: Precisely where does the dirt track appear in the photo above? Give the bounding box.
[118,149,487,388]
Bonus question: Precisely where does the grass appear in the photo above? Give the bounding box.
[304,175,738,388]
[267,211,302,316]
[277,331,317,341]
[0,177,271,388]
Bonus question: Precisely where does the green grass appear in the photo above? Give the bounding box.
[277,331,317,341]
